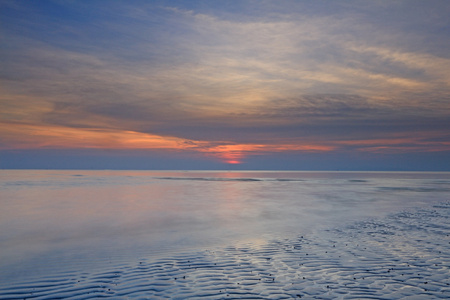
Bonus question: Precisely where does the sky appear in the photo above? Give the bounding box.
[1,0,450,170]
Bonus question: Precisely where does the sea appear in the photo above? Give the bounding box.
[0,170,449,298]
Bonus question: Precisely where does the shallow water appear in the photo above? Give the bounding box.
[0,170,449,289]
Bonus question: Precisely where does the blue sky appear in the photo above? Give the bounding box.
[1,0,450,170]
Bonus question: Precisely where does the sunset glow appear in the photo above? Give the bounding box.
[1,1,449,170]
[226,160,242,165]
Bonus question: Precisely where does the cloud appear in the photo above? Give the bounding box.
[1,1,449,166]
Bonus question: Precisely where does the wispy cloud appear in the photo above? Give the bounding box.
[1,1,449,166]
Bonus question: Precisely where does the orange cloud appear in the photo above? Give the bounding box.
[338,138,417,146]
[0,121,336,164]
[338,134,450,153]
[3,121,448,164]
[198,143,335,164]
[0,122,195,150]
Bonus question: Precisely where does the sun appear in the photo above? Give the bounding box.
[226,159,241,164]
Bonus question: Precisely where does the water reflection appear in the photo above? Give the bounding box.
[1,170,449,281]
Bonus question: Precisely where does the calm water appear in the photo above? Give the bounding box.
[1,170,449,282]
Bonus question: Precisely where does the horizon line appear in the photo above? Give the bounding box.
[1,168,449,173]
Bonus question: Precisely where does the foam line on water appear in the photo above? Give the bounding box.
[154,176,305,182]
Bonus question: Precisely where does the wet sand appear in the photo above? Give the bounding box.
[1,202,449,299]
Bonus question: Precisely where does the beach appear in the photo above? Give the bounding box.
[3,1,450,298]
[0,171,449,299]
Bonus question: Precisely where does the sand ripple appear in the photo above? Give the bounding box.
[1,203,449,299]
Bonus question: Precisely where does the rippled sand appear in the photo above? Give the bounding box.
[1,202,449,299]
